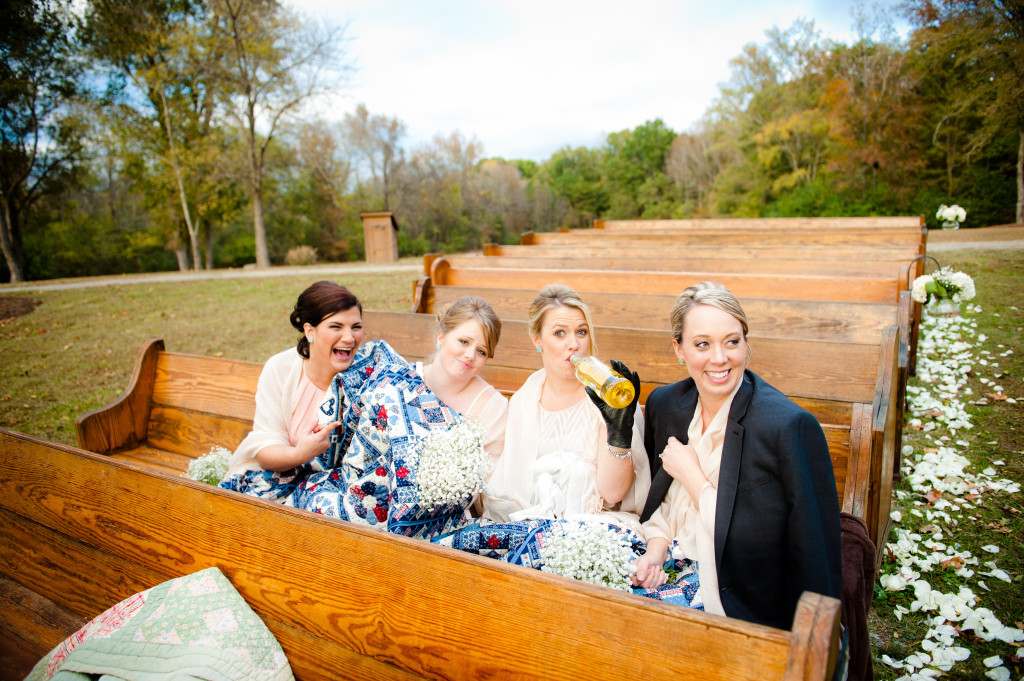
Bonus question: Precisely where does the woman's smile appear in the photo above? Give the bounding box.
[674,304,747,413]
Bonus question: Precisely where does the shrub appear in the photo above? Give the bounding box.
[284,245,318,266]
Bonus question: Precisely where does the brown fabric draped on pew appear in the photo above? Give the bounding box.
[841,513,877,681]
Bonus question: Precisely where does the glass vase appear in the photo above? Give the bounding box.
[941,220,960,230]
[931,298,961,316]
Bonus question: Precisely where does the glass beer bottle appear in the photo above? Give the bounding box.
[568,354,635,409]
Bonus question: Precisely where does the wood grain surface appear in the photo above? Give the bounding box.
[0,431,842,681]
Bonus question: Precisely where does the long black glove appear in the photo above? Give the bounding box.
[585,358,640,450]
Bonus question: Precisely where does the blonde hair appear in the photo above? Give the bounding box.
[436,296,502,358]
[670,281,749,343]
[527,284,598,356]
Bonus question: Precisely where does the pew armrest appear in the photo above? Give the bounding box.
[75,338,164,454]
[783,592,843,681]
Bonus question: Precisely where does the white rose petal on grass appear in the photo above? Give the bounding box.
[981,545,1000,554]
[983,656,1003,668]
[881,573,909,591]
[984,668,1010,681]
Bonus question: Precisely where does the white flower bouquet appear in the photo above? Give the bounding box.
[539,521,636,591]
[182,446,231,485]
[415,418,490,506]
[936,204,966,229]
[911,266,976,305]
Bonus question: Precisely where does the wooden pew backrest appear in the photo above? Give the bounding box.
[467,251,916,278]
[428,257,903,304]
[413,280,902,344]
[594,216,924,230]
[0,430,841,681]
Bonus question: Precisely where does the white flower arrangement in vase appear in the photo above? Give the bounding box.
[936,204,966,230]
[539,521,637,591]
[911,266,976,315]
[415,418,490,506]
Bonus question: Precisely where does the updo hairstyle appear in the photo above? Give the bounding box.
[528,284,598,356]
[436,296,502,359]
[290,281,362,359]
[670,281,749,344]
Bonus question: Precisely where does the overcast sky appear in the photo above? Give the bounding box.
[290,0,905,162]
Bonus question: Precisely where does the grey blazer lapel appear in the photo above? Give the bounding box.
[714,372,753,564]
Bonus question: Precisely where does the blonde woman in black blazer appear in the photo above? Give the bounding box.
[634,282,841,630]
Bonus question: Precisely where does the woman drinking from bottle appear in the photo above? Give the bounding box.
[482,283,650,533]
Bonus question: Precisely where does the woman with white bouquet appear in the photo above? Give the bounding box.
[290,296,508,538]
[435,284,651,585]
[220,287,508,541]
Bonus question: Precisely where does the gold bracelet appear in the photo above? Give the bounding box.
[607,444,632,460]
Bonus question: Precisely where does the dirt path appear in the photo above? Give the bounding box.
[927,223,1024,251]
[0,260,421,294]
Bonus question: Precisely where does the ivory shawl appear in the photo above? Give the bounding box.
[484,368,649,534]
[225,348,304,477]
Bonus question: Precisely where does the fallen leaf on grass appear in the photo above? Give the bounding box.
[924,447,940,453]
[985,522,1012,534]
[986,393,1008,401]
[942,556,966,569]
[925,489,943,504]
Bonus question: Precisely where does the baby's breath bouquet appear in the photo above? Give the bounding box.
[911,266,976,306]
[182,445,231,485]
[415,418,490,506]
[539,521,636,591]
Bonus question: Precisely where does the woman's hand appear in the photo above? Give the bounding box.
[631,541,669,589]
[660,436,698,479]
[586,359,640,449]
[295,421,341,462]
[660,436,709,504]
[256,421,341,472]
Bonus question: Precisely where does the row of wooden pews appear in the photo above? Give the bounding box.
[411,216,927,565]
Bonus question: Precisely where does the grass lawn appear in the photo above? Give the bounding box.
[870,249,1024,680]
[1,250,1021,679]
[0,270,411,445]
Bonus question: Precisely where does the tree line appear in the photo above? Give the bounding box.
[2,0,1021,283]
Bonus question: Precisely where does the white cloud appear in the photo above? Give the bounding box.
[292,0,904,160]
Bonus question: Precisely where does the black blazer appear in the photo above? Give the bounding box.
[641,370,841,630]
